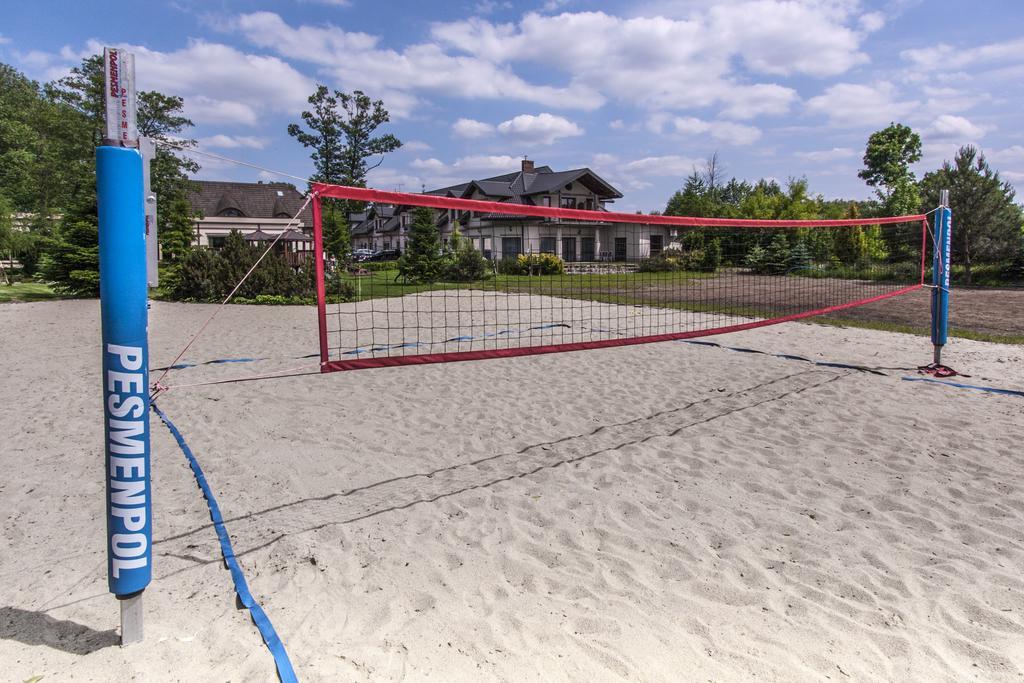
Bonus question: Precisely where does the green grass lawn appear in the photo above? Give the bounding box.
[339,269,711,303]
[0,282,57,303]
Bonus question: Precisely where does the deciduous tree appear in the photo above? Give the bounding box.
[920,145,1023,283]
[289,86,402,259]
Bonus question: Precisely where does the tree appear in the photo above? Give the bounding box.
[289,86,402,259]
[920,145,1023,284]
[47,57,199,261]
[39,207,101,296]
[858,123,922,216]
[0,197,12,283]
[137,90,200,262]
[35,55,199,292]
[397,207,444,283]
[445,224,488,281]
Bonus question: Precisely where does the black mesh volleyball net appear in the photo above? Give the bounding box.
[310,183,927,372]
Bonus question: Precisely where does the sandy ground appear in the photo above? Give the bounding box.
[1,298,1023,682]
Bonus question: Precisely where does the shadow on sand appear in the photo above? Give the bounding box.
[0,606,119,655]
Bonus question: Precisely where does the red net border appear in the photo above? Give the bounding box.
[310,182,928,373]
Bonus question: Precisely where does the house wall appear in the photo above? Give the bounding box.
[194,217,308,248]
[460,222,673,261]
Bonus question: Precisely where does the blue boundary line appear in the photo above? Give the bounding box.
[676,339,887,375]
[678,339,1023,398]
[901,376,1024,398]
[152,404,298,683]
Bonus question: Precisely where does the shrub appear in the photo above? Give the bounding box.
[744,245,770,274]
[497,253,564,275]
[358,260,398,272]
[1006,238,1024,283]
[637,254,679,272]
[445,243,490,282]
[697,238,722,272]
[170,246,227,300]
[787,240,814,272]
[169,230,317,302]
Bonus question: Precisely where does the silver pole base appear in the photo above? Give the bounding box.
[119,593,144,646]
[933,345,943,366]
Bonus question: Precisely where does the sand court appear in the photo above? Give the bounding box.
[2,298,1023,681]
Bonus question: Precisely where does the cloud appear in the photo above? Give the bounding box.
[621,155,702,176]
[925,114,986,141]
[705,2,870,77]
[231,11,604,117]
[671,117,762,145]
[452,118,495,138]
[988,145,1024,165]
[495,113,583,144]
[410,157,447,171]
[401,140,432,152]
[609,119,624,130]
[902,37,1024,72]
[200,134,269,149]
[26,38,316,128]
[453,113,584,145]
[805,82,918,128]
[474,0,513,14]
[858,12,885,33]
[591,153,619,167]
[452,155,522,173]
[795,147,856,162]
[0,34,10,45]
[186,97,260,126]
[719,84,798,120]
[232,6,868,121]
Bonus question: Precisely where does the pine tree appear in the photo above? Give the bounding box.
[920,145,1022,284]
[397,208,444,283]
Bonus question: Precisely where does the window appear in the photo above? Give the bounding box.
[542,196,551,207]
[501,237,523,260]
[561,237,576,262]
[650,234,664,256]
[218,208,242,217]
[209,235,227,250]
[585,198,594,211]
[540,237,556,254]
[581,237,595,261]
[614,237,627,260]
[560,196,576,209]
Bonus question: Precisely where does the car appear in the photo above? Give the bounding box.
[364,249,400,262]
[351,248,374,261]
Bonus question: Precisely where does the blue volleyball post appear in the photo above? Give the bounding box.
[98,47,151,646]
[931,189,952,365]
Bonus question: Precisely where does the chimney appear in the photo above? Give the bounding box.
[521,158,535,174]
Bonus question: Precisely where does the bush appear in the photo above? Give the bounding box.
[744,245,770,274]
[445,244,490,282]
[358,260,398,272]
[640,240,721,273]
[638,250,679,272]
[1006,239,1024,283]
[787,240,814,272]
[169,230,320,302]
[698,238,722,272]
[497,252,564,275]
